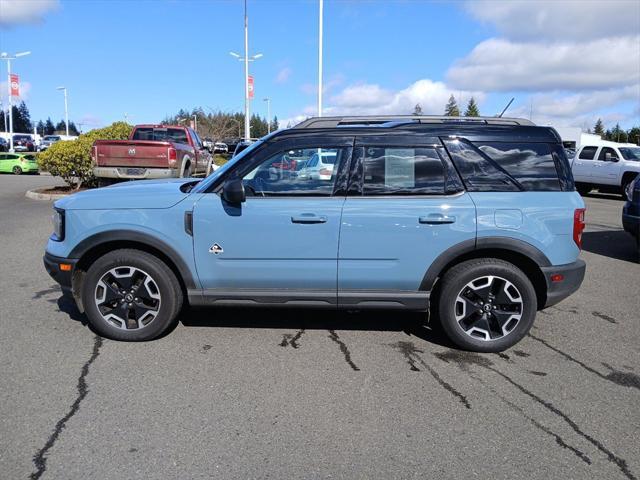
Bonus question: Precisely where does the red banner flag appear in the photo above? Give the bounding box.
[248,75,254,99]
[10,74,19,97]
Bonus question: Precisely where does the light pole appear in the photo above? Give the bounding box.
[230,0,262,141]
[56,86,69,136]
[263,97,271,134]
[0,99,6,133]
[192,114,197,133]
[1,50,31,151]
[318,0,323,117]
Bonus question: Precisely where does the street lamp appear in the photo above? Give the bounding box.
[263,97,271,134]
[56,86,69,137]
[318,0,323,117]
[229,0,263,141]
[0,50,31,151]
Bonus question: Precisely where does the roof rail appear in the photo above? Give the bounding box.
[293,115,536,129]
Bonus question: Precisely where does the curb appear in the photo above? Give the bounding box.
[25,188,71,201]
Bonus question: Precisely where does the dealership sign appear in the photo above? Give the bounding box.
[10,74,19,97]
[248,75,254,99]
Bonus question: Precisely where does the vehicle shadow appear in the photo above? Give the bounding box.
[582,230,639,263]
[582,192,625,202]
[179,307,457,349]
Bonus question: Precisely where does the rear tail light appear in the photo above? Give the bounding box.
[168,147,177,163]
[319,168,332,176]
[90,146,97,161]
[573,208,586,249]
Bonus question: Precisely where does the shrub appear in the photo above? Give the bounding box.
[38,122,133,189]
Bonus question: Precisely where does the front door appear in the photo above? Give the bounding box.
[593,146,621,185]
[192,137,353,303]
[338,140,476,308]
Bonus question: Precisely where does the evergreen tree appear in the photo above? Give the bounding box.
[627,126,640,145]
[604,129,613,141]
[36,120,45,135]
[444,95,460,116]
[44,118,55,135]
[610,123,627,143]
[593,118,605,137]
[55,120,67,133]
[270,115,279,132]
[464,97,480,117]
[68,121,80,136]
[413,103,423,115]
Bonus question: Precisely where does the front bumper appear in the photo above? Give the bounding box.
[43,252,78,294]
[93,166,178,180]
[541,259,586,308]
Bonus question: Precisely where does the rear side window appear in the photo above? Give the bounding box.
[361,147,447,195]
[579,146,598,160]
[474,142,561,191]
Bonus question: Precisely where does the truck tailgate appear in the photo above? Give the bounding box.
[95,141,173,168]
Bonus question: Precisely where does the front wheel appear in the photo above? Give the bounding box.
[437,258,537,353]
[81,249,183,341]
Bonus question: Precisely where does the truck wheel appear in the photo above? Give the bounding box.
[575,183,591,196]
[182,161,192,178]
[81,249,183,341]
[437,258,537,353]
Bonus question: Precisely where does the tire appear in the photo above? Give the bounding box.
[205,159,214,177]
[81,249,183,341]
[12,166,22,175]
[622,175,637,200]
[182,161,192,178]
[437,258,537,353]
[575,182,591,196]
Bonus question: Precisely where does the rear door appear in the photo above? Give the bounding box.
[572,146,598,182]
[337,136,476,309]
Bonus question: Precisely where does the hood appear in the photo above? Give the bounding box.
[55,178,199,210]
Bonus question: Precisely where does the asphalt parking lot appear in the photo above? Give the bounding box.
[1,174,638,480]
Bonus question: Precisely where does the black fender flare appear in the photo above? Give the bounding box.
[69,229,197,289]
[419,237,551,291]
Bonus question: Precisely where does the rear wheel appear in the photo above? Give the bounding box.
[12,165,22,175]
[81,249,183,341]
[437,258,537,352]
[182,162,192,178]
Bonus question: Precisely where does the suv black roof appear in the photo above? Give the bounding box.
[274,116,560,143]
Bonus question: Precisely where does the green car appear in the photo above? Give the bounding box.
[0,153,39,175]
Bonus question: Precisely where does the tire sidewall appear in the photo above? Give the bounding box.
[438,260,537,353]
[81,250,180,341]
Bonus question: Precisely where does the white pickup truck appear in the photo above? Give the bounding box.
[571,141,640,198]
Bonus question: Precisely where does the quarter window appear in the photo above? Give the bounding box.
[578,146,598,160]
[242,147,349,197]
[361,147,447,195]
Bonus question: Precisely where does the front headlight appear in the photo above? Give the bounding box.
[51,208,65,241]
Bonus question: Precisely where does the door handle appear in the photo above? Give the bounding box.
[419,214,456,225]
[291,214,328,224]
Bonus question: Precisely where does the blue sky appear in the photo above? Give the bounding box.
[1,0,639,132]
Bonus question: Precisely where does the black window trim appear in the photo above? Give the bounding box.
[578,146,598,160]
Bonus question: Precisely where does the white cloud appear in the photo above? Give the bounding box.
[325,79,484,116]
[465,0,640,41]
[447,36,640,92]
[0,0,59,27]
[275,67,292,84]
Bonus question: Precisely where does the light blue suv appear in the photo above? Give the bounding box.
[44,116,586,352]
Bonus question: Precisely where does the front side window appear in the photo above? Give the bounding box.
[475,142,561,191]
[598,147,619,161]
[242,147,350,197]
[361,147,447,195]
[579,146,598,160]
[619,147,640,161]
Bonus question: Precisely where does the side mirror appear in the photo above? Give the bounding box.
[605,152,619,162]
[222,177,245,204]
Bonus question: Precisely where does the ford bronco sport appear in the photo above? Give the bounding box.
[44,116,586,352]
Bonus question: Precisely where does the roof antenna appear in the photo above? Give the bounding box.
[497,97,514,118]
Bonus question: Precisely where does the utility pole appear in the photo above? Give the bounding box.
[1,51,31,151]
[318,0,323,117]
[57,86,69,136]
[264,97,271,134]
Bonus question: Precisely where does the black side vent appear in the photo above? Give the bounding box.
[184,211,193,236]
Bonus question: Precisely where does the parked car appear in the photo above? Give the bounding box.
[297,150,337,180]
[572,141,640,198]
[39,135,62,151]
[0,137,7,152]
[0,152,39,175]
[12,134,35,152]
[213,142,228,154]
[622,176,639,246]
[92,124,214,185]
[202,137,214,152]
[44,115,585,352]
[232,140,253,157]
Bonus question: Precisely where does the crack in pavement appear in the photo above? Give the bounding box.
[30,335,104,480]
[328,330,360,371]
[279,329,305,349]
[391,341,471,409]
[529,333,639,391]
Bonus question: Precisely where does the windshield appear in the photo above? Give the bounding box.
[619,147,640,161]
[191,139,264,193]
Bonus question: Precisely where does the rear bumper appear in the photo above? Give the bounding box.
[93,166,178,180]
[541,259,586,308]
[43,252,77,293]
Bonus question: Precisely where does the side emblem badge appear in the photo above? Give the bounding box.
[209,243,223,255]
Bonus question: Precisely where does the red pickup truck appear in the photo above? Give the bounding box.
[92,125,213,183]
